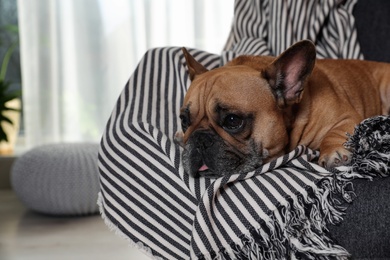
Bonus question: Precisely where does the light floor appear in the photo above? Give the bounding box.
[0,190,150,260]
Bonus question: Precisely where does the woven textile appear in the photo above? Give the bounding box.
[98,0,363,259]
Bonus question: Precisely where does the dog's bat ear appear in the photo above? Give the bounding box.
[263,40,316,108]
[182,47,208,80]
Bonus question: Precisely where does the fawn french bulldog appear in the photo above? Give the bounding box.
[176,40,390,177]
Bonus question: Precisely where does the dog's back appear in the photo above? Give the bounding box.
[367,61,390,114]
[309,59,390,118]
[230,56,390,116]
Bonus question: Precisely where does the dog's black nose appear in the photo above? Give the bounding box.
[194,131,214,149]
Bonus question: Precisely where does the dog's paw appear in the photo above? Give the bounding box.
[174,131,185,147]
[318,147,352,168]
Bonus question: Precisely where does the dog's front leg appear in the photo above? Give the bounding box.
[318,116,360,168]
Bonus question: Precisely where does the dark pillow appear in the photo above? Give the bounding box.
[354,0,390,62]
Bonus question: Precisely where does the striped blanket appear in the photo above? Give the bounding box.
[97,0,373,259]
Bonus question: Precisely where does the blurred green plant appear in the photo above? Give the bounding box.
[0,24,21,142]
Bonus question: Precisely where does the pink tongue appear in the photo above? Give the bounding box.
[199,164,209,172]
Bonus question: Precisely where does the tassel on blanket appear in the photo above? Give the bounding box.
[215,177,352,260]
[218,181,361,258]
[345,115,390,177]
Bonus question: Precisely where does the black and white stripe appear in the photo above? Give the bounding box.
[98,0,362,259]
[224,0,362,59]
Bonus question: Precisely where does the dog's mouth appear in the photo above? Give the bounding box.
[198,164,209,172]
[196,163,221,178]
[181,130,268,178]
[186,147,265,178]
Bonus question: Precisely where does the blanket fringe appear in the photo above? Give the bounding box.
[97,192,163,260]
[210,173,354,260]
[345,115,390,178]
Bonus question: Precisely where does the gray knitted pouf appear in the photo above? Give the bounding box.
[11,143,100,216]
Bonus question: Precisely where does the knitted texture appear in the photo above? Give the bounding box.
[345,115,390,177]
[11,143,100,216]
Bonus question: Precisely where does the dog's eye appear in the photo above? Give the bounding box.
[222,114,244,132]
[180,114,190,132]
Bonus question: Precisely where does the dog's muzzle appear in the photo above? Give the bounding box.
[182,130,224,178]
[181,129,267,178]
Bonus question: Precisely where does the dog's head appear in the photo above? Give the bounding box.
[176,40,316,178]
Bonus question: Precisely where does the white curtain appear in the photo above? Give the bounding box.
[17,0,234,149]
